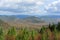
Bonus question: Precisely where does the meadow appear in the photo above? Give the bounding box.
[0,22,60,40]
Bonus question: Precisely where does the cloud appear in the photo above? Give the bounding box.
[45,0,60,14]
[0,0,45,15]
[1,0,59,15]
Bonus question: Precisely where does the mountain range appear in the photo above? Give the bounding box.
[0,15,60,28]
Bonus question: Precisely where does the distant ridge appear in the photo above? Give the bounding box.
[0,15,60,27]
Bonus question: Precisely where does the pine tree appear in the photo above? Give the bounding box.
[49,24,56,32]
[57,22,60,31]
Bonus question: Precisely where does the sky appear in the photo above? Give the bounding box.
[0,0,60,15]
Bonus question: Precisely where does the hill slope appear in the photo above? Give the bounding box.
[0,19,11,29]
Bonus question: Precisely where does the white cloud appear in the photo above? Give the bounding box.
[0,0,44,8]
[0,0,46,15]
[54,7,58,11]
[23,0,35,3]
[45,0,60,9]
[36,1,44,5]
[45,0,60,13]
[1,0,22,3]
[52,1,58,5]
[0,0,22,7]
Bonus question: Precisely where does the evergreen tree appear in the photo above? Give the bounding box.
[57,22,60,31]
[49,24,56,32]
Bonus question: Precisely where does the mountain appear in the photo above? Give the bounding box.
[39,15,60,23]
[15,15,31,19]
[22,16,45,23]
[0,15,45,23]
[0,15,60,23]
[0,15,60,27]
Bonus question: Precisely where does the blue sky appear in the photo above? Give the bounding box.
[0,0,60,15]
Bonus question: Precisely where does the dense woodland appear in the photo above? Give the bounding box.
[0,22,60,40]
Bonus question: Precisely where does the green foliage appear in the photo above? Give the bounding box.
[40,26,48,40]
[48,24,56,32]
[7,27,16,36]
[57,22,60,31]
[16,28,30,40]
[40,26,46,34]
[0,27,4,36]
[0,22,60,40]
[0,27,4,40]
